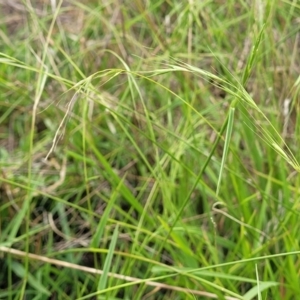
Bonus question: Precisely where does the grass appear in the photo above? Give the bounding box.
[0,0,300,299]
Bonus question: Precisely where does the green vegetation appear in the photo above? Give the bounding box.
[1,0,300,299]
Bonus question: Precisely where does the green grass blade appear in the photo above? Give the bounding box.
[216,107,235,196]
[97,225,119,293]
[90,177,123,248]
[11,261,51,296]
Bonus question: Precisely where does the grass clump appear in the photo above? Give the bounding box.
[0,0,300,299]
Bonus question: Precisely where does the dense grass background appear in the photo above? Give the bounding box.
[0,0,300,299]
